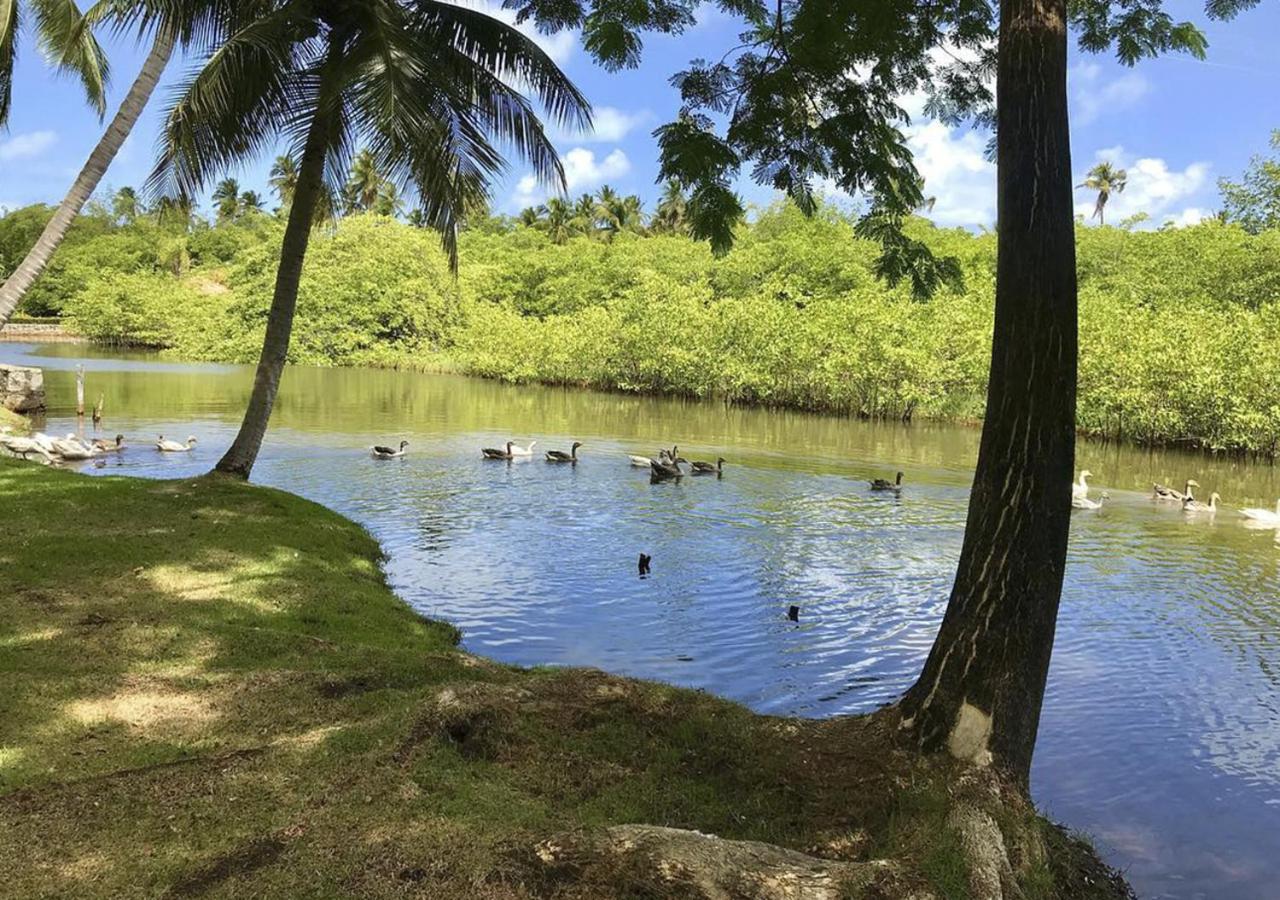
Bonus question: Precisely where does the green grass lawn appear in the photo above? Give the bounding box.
[0,460,1127,899]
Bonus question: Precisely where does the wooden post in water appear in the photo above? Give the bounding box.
[92,393,104,427]
[75,365,85,419]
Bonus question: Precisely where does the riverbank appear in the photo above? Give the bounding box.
[0,459,1129,899]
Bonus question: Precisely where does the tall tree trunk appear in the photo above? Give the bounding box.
[0,28,175,325]
[899,0,1077,786]
[214,109,329,478]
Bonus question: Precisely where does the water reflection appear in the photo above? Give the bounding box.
[5,341,1280,899]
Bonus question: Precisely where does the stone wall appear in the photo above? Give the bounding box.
[0,365,46,413]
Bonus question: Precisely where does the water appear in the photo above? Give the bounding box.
[5,341,1280,899]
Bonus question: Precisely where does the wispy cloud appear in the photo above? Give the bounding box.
[1074,145,1211,227]
[510,147,632,210]
[0,130,58,162]
[1071,63,1151,126]
[554,106,652,144]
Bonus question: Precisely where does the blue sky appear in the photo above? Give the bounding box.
[1,1,1277,229]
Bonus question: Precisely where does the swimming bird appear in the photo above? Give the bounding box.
[92,434,125,453]
[509,440,537,457]
[546,441,582,462]
[870,471,904,492]
[1183,492,1221,515]
[481,441,514,460]
[1240,499,1280,525]
[1071,470,1093,502]
[1072,491,1109,510]
[649,455,684,480]
[629,454,656,467]
[157,435,198,452]
[691,457,725,475]
[1153,479,1197,502]
[53,438,98,461]
[372,440,409,459]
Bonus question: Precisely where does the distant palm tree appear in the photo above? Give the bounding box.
[212,178,241,224]
[268,154,299,207]
[346,149,383,213]
[652,180,688,234]
[1079,161,1127,225]
[372,181,404,218]
[543,196,575,244]
[519,206,543,228]
[571,192,597,234]
[239,190,266,214]
[150,0,589,478]
[153,193,193,229]
[407,208,427,228]
[595,186,644,238]
[112,186,142,224]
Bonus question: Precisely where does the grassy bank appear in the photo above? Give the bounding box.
[0,459,1128,899]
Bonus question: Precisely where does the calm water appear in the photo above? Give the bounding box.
[5,341,1280,899]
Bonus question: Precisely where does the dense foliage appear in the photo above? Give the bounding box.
[4,196,1280,452]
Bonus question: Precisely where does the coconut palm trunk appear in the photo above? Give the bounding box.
[213,107,330,478]
[0,28,175,325]
[899,0,1078,785]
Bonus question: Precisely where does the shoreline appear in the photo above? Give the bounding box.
[0,459,1132,899]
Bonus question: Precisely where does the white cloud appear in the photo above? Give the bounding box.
[906,120,996,228]
[1074,146,1211,226]
[1070,63,1150,126]
[509,147,632,210]
[555,106,652,143]
[0,131,58,162]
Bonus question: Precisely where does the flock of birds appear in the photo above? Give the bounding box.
[1071,469,1280,524]
[373,437,909,491]
[0,431,197,464]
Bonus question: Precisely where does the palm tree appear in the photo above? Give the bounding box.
[112,186,142,224]
[372,181,404,218]
[1079,161,1127,225]
[0,4,177,325]
[595,186,644,239]
[268,154,299,207]
[652,180,688,234]
[407,208,427,228]
[571,192,598,235]
[212,178,241,224]
[542,196,575,244]
[153,193,193,230]
[345,148,383,213]
[150,1,590,478]
[239,190,266,214]
[518,205,543,228]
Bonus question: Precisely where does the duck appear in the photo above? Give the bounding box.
[509,440,538,457]
[1072,491,1109,510]
[1183,492,1222,515]
[1153,479,1197,502]
[481,441,514,460]
[157,435,198,452]
[371,440,409,459]
[870,471,904,492]
[1071,470,1093,502]
[1240,499,1280,525]
[53,437,99,461]
[92,434,125,453]
[691,457,725,475]
[546,441,582,463]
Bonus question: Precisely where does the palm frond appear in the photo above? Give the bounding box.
[0,0,18,125]
[29,0,110,115]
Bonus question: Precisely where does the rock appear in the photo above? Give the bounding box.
[1,365,46,413]
[535,825,927,900]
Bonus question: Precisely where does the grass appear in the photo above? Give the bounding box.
[0,459,1131,899]
[0,407,29,434]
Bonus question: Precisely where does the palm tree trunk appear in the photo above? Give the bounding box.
[214,109,329,478]
[899,0,1077,787]
[0,28,176,325]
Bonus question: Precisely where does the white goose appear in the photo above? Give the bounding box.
[1240,499,1280,526]
[52,434,98,460]
[509,440,538,457]
[157,435,198,452]
[0,435,54,462]
[1072,491,1109,510]
[1183,492,1221,515]
[1071,470,1093,502]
